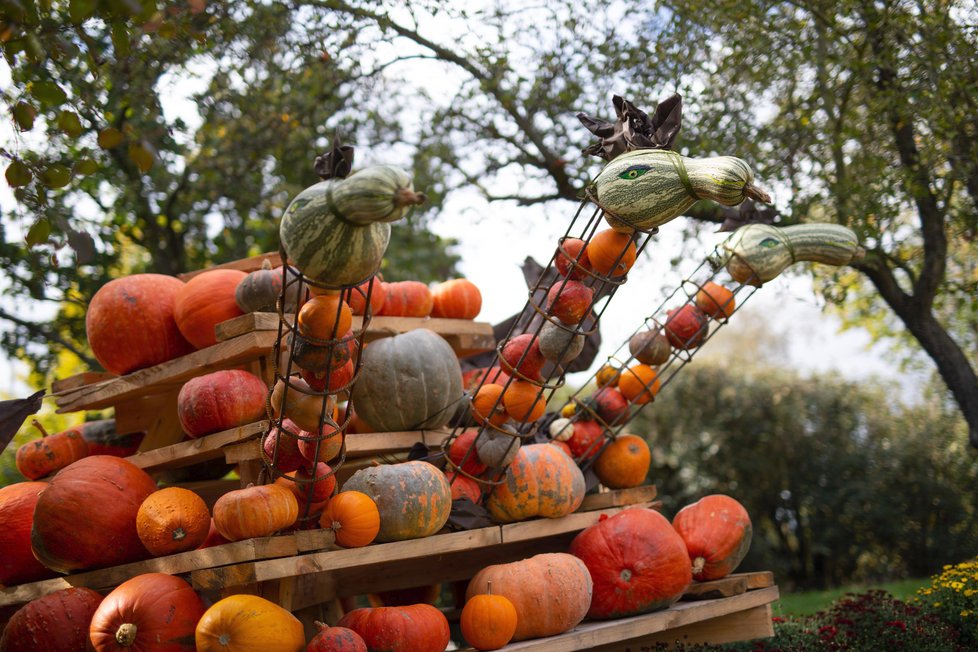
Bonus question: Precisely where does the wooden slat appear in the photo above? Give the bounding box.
[51,372,116,393]
[0,535,300,607]
[53,331,278,412]
[125,421,268,472]
[578,485,657,511]
[178,252,282,282]
[454,586,780,652]
[214,313,496,356]
[746,570,776,590]
[681,572,775,602]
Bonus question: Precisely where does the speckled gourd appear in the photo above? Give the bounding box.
[279,165,425,287]
[589,149,770,232]
[721,223,863,286]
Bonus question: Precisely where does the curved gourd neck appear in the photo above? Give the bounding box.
[783,224,859,265]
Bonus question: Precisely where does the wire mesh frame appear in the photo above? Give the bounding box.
[553,245,765,470]
[442,195,662,492]
[260,250,380,526]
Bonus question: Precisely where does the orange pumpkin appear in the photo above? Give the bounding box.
[173,269,247,349]
[320,491,380,548]
[307,622,367,652]
[341,461,451,542]
[378,280,433,317]
[460,588,518,651]
[471,384,508,426]
[212,483,299,541]
[431,278,482,319]
[0,482,56,586]
[298,294,353,341]
[177,369,267,438]
[501,380,546,423]
[585,229,637,277]
[297,421,344,464]
[673,494,753,581]
[346,276,386,316]
[448,429,488,476]
[270,377,337,433]
[594,364,619,387]
[617,364,660,404]
[554,237,592,280]
[466,553,592,641]
[486,443,585,523]
[136,487,211,556]
[85,273,194,375]
[695,281,736,319]
[195,594,305,652]
[15,422,89,480]
[594,434,651,489]
[0,587,102,652]
[445,469,482,503]
[338,604,449,652]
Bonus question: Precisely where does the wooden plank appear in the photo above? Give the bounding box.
[125,421,268,473]
[499,501,653,544]
[51,371,116,393]
[135,390,184,452]
[295,529,337,553]
[454,586,780,652]
[0,535,300,607]
[178,252,282,282]
[578,485,657,512]
[680,575,749,601]
[214,313,495,356]
[746,570,776,590]
[54,331,278,412]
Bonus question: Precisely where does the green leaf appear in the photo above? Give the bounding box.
[128,142,154,172]
[57,110,84,137]
[25,219,51,248]
[74,158,99,175]
[5,160,32,187]
[30,81,67,106]
[68,0,98,24]
[97,127,124,149]
[40,164,72,188]
[111,23,130,57]
[12,102,36,131]
[157,21,177,39]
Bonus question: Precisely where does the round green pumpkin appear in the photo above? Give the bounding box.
[351,329,463,432]
[341,461,452,542]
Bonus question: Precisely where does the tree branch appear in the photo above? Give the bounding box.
[0,308,99,369]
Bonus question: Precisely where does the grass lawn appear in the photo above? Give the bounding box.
[774,577,930,616]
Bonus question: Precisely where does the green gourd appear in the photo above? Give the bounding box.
[721,223,863,286]
[589,150,771,232]
[279,165,425,287]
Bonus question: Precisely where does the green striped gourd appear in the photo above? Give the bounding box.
[589,149,771,232]
[721,223,863,286]
[279,165,425,287]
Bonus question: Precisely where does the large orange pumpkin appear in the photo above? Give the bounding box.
[85,274,194,375]
[195,594,305,652]
[177,369,267,438]
[173,269,247,349]
[0,587,103,652]
[673,494,753,581]
[593,434,651,489]
[466,553,592,641]
[338,604,449,652]
[0,482,55,585]
[485,444,585,523]
[431,278,482,319]
[570,508,692,619]
[89,573,205,652]
[341,461,451,542]
[32,456,157,573]
[212,483,299,542]
[136,487,211,556]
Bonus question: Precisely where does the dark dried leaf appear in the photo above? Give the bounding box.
[0,390,45,454]
[67,229,96,263]
[314,134,354,180]
[578,93,683,160]
[445,498,494,531]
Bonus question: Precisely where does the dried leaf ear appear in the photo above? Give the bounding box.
[314,133,355,180]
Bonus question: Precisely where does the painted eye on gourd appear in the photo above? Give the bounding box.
[759,238,779,248]
[618,165,651,180]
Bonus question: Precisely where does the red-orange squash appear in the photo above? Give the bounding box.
[85,274,194,375]
[136,487,211,556]
[212,483,299,541]
[664,304,709,350]
[485,444,585,523]
[32,456,157,573]
[447,429,488,476]
[378,280,433,317]
[566,419,604,460]
[307,622,367,652]
[466,553,592,641]
[177,369,267,438]
[197,518,230,549]
[695,281,736,319]
[15,427,89,480]
[174,269,247,349]
[320,491,380,548]
[0,587,103,652]
[460,591,518,651]
[263,419,307,473]
[341,461,451,542]
[89,573,205,652]
[445,469,482,503]
[0,482,55,586]
[196,594,305,652]
[346,276,386,316]
[672,494,753,581]
[431,278,482,319]
[593,434,651,489]
[570,508,691,619]
[338,604,449,652]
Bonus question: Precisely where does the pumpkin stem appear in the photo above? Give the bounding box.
[393,187,427,208]
[314,620,330,630]
[487,579,493,597]
[692,556,706,577]
[261,258,273,271]
[743,183,771,204]
[115,623,138,646]
[31,419,50,438]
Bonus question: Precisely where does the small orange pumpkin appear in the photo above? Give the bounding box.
[320,491,380,548]
[346,276,386,316]
[174,269,246,349]
[617,364,660,404]
[270,377,337,433]
[431,278,482,319]
[695,281,736,319]
[673,494,753,581]
[195,594,305,652]
[378,280,433,318]
[460,584,518,651]
[136,487,211,556]
[212,483,299,542]
[501,380,546,423]
[15,421,89,480]
[594,364,620,387]
[594,434,651,489]
[585,229,637,277]
[471,384,508,426]
[298,294,353,341]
